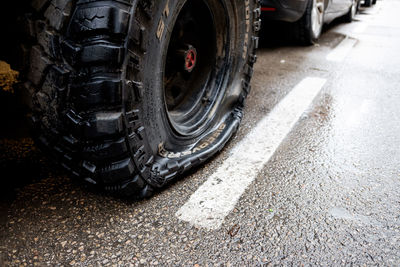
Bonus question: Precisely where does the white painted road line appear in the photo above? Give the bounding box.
[176,77,327,230]
[345,99,374,127]
[353,23,369,34]
[326,36,357,62]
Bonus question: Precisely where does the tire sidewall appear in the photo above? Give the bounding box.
[131,0,254,158]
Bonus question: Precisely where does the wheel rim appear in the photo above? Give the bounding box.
[351,0,357,18]
[311,0,324,38]
[163,0,226,137]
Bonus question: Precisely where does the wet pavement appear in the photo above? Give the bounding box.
[1,0,399,265]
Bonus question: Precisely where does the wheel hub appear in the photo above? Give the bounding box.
[311,0,324,37]
[163,0,220,136]
[179,45,197,73]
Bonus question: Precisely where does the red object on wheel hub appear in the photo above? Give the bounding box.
[184,47,197,72]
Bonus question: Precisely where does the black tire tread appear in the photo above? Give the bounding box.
[25,0,261,199]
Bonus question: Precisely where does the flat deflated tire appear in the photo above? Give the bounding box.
[24,0,261,198]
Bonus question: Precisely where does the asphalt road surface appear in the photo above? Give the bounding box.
[1,1,399,265]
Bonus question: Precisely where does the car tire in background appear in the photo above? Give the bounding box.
[356,0,362,12]
[365,0,373,7]
[23,0,261,198]
[344,0,358,22]
[293,0,325,45]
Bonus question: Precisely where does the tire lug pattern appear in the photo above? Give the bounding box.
[24,0,261,198]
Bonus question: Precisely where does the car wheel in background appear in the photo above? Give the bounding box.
[356,0,361,12]
[344,0,358,22]
[293,0,325,45]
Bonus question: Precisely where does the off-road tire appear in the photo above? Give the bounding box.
[293,0,324,45]
[372,0,377,5]
[365,0,372,7]
[23,0,261,198]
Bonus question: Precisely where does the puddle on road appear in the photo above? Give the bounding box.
[328,207,379,226]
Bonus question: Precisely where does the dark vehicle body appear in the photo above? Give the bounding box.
[261,0,308,22]
[260,0,358,44]
[261,0,355,24]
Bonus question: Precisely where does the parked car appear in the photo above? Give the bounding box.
[261,0,360,44]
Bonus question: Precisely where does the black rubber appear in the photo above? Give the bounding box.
[23,0,261,198]
[356,0,361,12]
[365,0,372,7]
[372,0,377,5]
[293,0,323,45]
